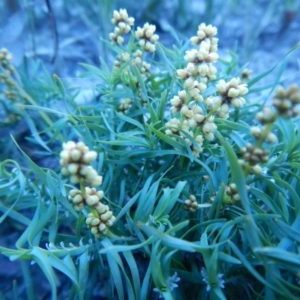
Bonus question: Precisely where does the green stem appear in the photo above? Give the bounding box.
[80,179,86,197]
[256,122,274,149]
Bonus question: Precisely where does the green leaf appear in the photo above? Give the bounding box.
[115,189,141,222]
[78,250,89,294]
[254,247,300,273]
[48,254,82,297]
[11,135,47,184]
[31,247,57,300]
[140,262,152,300]
[53,74,66,99]
[28,200,55,246]
[146,124,185,152]
[21,261,35,300]
[115,111,145,131]
[134,175,159,222]
[218,252,241,264]
[122,251,141,299]
[273,218,300,244]
[153,181,186,218]
[138,223,225,252]
[99,237,154,254]
[101,238,135,300]
[215,131,262,248]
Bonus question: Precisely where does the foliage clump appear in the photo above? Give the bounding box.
[1,7,300,300]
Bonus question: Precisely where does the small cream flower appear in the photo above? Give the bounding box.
[273,84,300,118]
[109,9,134,44]
[60,141,102,187]
[181,105,194,119]
[183,41,218,81]
[187,81,206,101]
[119,98,133,114]
[86,205,116,238]
[186,107,217,140]
[239,144,269,175]
[216,77,248,108]
[184,194,199,212]
[255,107,277,124]
[0,48,13,69]
[170,90,187,113]
[191,135,204,157]
[165,118,181,135]
[190,23,218,45]
[250,126,277,144]
[135,23,159,52]
[225,183,241,202]
[68,187,104,211]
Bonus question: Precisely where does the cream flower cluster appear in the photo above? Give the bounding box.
[184,194,199,212]
[109,9,134,45]
[187,80,207,101]
[119,98,132,114]
[255,107,277,125]
[185,106,217,140]
[191,135,204,157]
[165,118,188,136]
[0,48,17,106]
[250,105,278,147]
[239,104,278,175]
[113,52,131,68]
[165,118,204,156]
[190,23,218,47]
[165,24,221,157]
[86,205,116,238]
[68,187,104,211]
[132,50,151,73]
[177,23,218,87]
[68,180,116,237]
[273,84,300,118]
[225,183,241,202]
[169,92,217,141]
[108,11,159,116]
[0,48,13,71]
[183,41,218,82]
[114,50,151,76]
[240,68,252,83]
[213,77,248,118]
[216,78,248,106]
[3,90,17,101]
[166,24,249,161]
[135,23,159,52]
[60,141,102,187]
[239,144,269,175]
[113,50,152,110]
[177,25,248,122]
[122,50,152,75]
[170,90,187,113]
[225,183,250,204]
[250,126,277,144]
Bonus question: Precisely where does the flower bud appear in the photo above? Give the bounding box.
[73,194,83,204]
[251,165,263,175]
[85,195,99,206]
[83,151,97,164]
[67,163,79,175]
[100,211,113,222]
[70,149,81,161]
